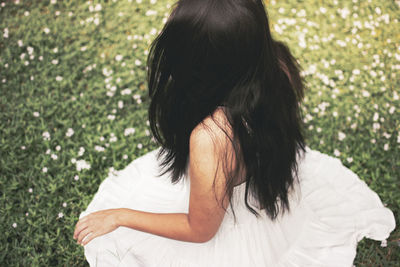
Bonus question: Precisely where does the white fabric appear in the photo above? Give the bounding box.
[79,146,396,267]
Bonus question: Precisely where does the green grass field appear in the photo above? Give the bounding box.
[0,0,399,265]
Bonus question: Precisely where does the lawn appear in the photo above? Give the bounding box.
[0,0,399,265]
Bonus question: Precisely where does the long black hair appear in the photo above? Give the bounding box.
[147,0,306,221]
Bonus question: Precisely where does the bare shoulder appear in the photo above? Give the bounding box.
[190,107,233,151]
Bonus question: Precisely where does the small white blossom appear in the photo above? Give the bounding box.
[42,167,48,173]
[42,131,51,141]
[51,154,58,160]
[115,55,123,61]
[74,175,79,181]
[124,128,135,136]
[137,143,143,149]
[28,188,33,193]
[78,147,85,156]
[52,59,59,65]
[43,28,50,34]
[58,212,64,218]
[33,111,40,117]
[12,223,17,228]
[66,128,74,137]
[121,89,131,95]
[347,157,353,163]
[76,160,91,171]
[380,239,387,247]
[383,144,389,151]
[62,202,67,207]
[94,145,105,152]
[338,131,346,141]
[333,149,341,157]
[56,145,61,151]
[56,76,63,81]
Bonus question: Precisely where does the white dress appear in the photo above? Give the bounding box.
[79,146,396,267]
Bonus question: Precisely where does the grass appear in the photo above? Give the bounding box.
[0,0,399,265]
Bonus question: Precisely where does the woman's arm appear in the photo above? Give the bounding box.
[74,109,234,245]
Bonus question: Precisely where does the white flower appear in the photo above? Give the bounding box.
[373,122,380,131]
[76,160,91,171]
[110,136,117,143]
[66,128,74,137]
[118,100,124,109]
[27,46,34,55]
[51,59,59,65]
[373,112,379,121]
[145,10,157,16]
[333,149,341,157]
[43,28,50,34]
[338,131,346,141]
[42,167,48,173]
[42,131,51,141]
[115,55,123,61]
[74,175,79,181]
[33,111,40,117]
[347,157,353,163]
[12,223,17,228]
[51,0,57,4]
[380,239,387,247]
[58,212,64,218]
[352,69,360,75]
[107,114,115,120]
[362,90,370,97]
[51,154,58,160]
[21,146,26,150]
[123,154,128,159]
[137,143,143,149]
[121,89,131,95]
[55,11,60,16]
[56,145,61,151]
[135,59,142,66]
[124,128,135,136]
[80,46,87,51]
[46,149,51,155]
[95,3,102,11]
[56,76,63,81]
[24,11,29,16]
[94,145,105,152]
[28,188,33,193]
[383,144,389,151]
[62,202,67,207]
[18,40,23,47]
[3,28,9,38]
[78,147,85,156]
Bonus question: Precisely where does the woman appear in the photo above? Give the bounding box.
[74,0,396,266]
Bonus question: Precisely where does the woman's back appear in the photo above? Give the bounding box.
[76,0,396,265]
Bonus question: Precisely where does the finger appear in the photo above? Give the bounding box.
[77,227,93,245]
[81,232,97,246]
[74,221,89,240]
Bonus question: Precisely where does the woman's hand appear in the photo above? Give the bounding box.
[73,209,120,246]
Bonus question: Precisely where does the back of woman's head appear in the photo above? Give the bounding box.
[147,0,306,220]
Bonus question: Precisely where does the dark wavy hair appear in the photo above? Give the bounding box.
[147,0,306,221]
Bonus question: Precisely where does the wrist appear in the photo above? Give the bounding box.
[114,208,126,227]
